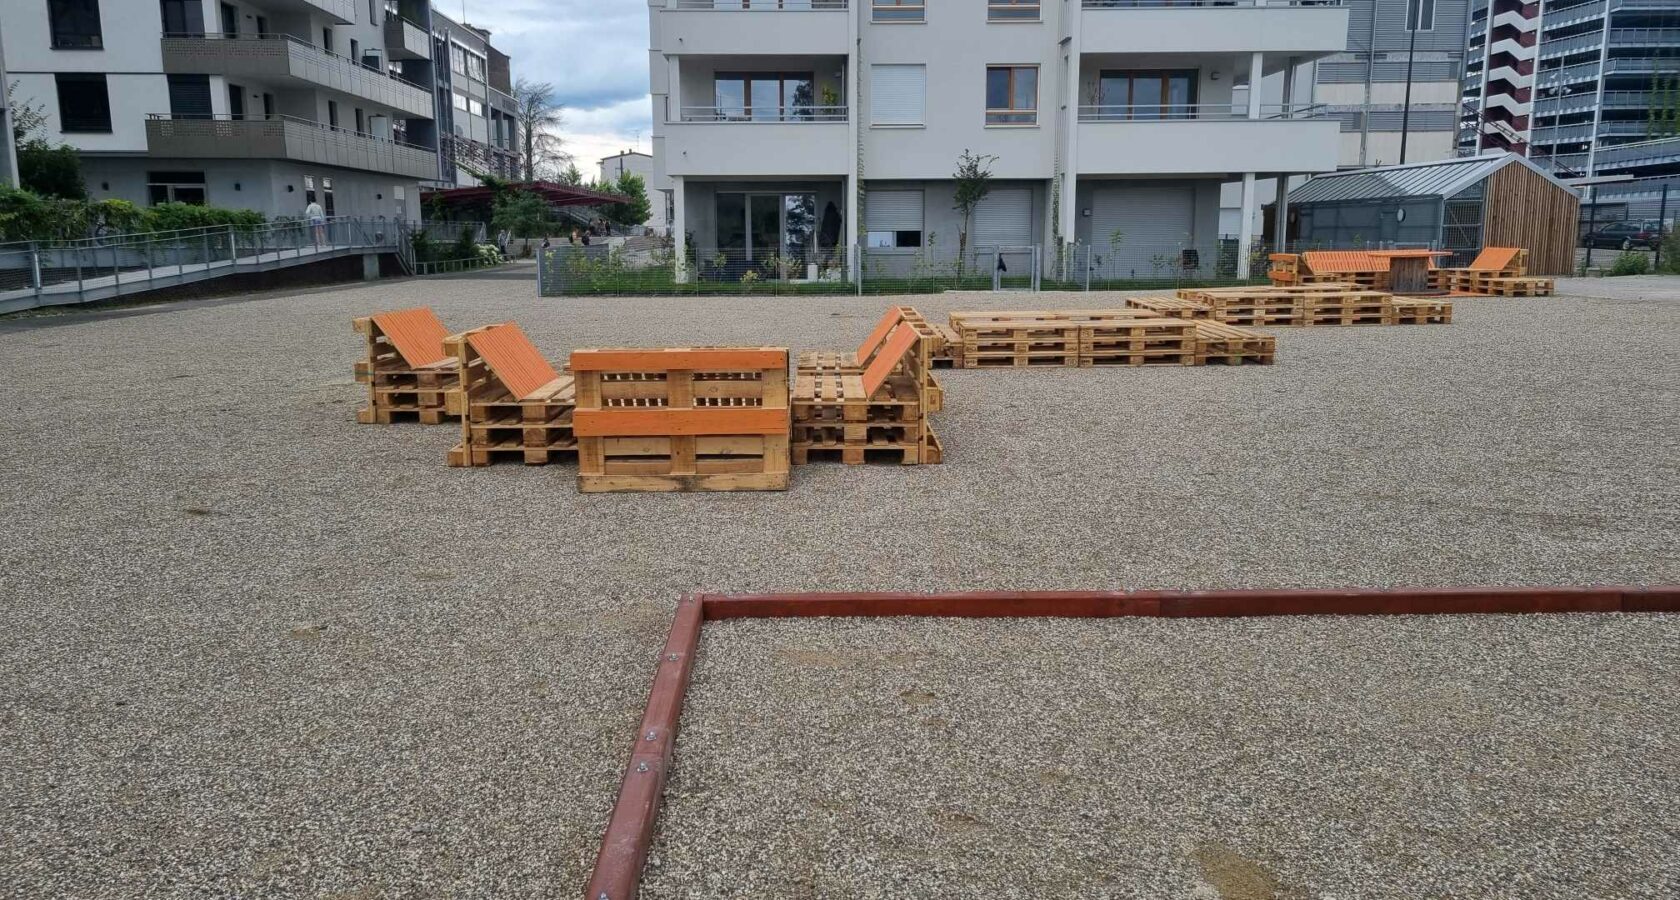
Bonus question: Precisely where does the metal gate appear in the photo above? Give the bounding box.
[984,245,1040,291]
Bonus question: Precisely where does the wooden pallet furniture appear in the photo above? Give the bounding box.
[571,348,790,492]
[931,323,962,368]
[1389,297,1454,325]
[792,325,942,465]
[1192,321,1276,365]
[1269,251,1391,290]
[796,305,939,373]
[948,309,1160,368]
[1176,287,1305,326]
[352,307,461,424]
[1298,290,1395,326]
[1369,249,1451,294]
[1431,247,1526,292]
[1124,296,1214,319]
[445,323,576,467]
[1079,316,1199,367]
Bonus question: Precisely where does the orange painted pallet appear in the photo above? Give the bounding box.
[353,308,462,425]
[444,323,576,466]
[792,324,943,466]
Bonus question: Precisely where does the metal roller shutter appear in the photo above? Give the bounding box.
[970,188,1032,250]
[866,190,924,232]
[1091,185,1195,275]
[870,65,926,126]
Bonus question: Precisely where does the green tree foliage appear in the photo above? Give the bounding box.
[951,149,998,273]
[0,187,264,241]
[558,163,584,186]
[8,81,86,199]
[604,172,651,229]
[492,189,551,238]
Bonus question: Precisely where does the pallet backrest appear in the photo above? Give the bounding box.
[1301,250,1389,274]
[465,323,562,400]
[861,325,920,397]
[1466,246,1521,272]
[854,307,905,367]
[570,348,789,437]
[371,307,451,367]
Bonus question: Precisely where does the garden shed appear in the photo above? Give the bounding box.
[1285,153,1580,274]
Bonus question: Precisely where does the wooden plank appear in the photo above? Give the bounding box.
[573,407,789,437]
[570,348,788,372]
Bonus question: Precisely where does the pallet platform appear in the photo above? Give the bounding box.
[1389,297,1454,325]
[1299,291,1394,326]
[572,348,790,492]
[1078,317,1199,367]
[445,323,576,466]
[1192,321,1276,365]
[1124,296,1214,319]
[353,308,462,425]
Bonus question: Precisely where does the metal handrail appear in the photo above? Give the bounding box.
[671,0,847,8]
[145,112,436,152]
[0,216,393,252]
[1078,102,1327,121]
[678,105,848,122]
[159,31,431,92]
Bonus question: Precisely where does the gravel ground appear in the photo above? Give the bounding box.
[650,614,1680,899]
[0,266,1676,897]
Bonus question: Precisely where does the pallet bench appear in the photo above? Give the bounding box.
[1192,321,1276,365]
[445,323,576,467]
[793,323,943,465]
[1389,297,1454,325]
[352,307,461,424]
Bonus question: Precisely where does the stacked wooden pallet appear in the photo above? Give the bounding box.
[353,308,461,424]
[445,323,576,466]
[1432,247,1555,296]
[1269,252,1391,290]
[947,309,1273,368]
[1193,320,1277,365]
[1124,296,1214,319]
[1390,296,1454,325]
[794,306,944,465]
[1177,285,1454,327]
[1080,315,1199,367]
[571,348,790,492]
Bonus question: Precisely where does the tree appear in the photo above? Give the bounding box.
[558,163,583,186]
[604,172,651,229]
[513,78,572,181]
[492,188,550,239]
[1650,69,1680,139]
[9,80,85,199]
[951,149,998,274]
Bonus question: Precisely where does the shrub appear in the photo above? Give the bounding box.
[143,202,265,233]
[17,141,86,200]
[492,189,550,239]
[1608,251,1649,276]
[0,187,53,242]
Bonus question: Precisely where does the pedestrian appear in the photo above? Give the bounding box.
[496,228,509,257]
[581,229,591,247]
[569,228,579,246]
[305,197,326,245]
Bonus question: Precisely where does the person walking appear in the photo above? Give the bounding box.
[305,198,326,245]
[496,228,510,257]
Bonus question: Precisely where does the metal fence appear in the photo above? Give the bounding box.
[537,238,1273,296]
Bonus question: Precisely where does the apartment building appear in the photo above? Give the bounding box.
[429,8,519,185]
[3,0,445,220]
[0,19,17,187]
[600,149,671,232]
[1460,0,1680,177]
[1314,0,1470,167]
[648,0,1349,279]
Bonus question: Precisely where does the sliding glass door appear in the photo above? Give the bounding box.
[714,191,820,272]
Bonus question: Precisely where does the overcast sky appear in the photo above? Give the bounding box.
[453,0,653,179]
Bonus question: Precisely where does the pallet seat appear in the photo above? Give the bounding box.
[445,323,576,466]
[352,307,461,424]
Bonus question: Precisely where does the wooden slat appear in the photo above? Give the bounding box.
[570,348,787,372]
[370,307,452,367]
[859,325,919,397]
[573,407,789,437]
[464,323,562,401]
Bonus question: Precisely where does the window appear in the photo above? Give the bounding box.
[159,0,205,37]
[467,52,486,81]
[714,73,816,121]
[321,177,335,216]
[147,171,206,206]
[866,190,924,249]
[322,27,333,53]
[167,74,212,118]
[226,83,245,120]
[304,174,316,205]
[354,108,365,133]
[988,0,1039,21]
[870,64,925,126]
[55,74,112,132]
[452,92,469,111]
[350,39,360,63]
[450,42,468,76]
[468,98,484,117]
[872,0,924,22]
[1406,0,1435,31]
[1096,70,1197,120]
[327,100,339,129]
[985,66,1037,125]
[219,2,237,37]
[50,0,104,48]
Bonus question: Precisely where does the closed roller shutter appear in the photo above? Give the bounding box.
[1091,184,1195,276]
[870,65,925,126]
[970,188,1032,251]
[866,190,924,232]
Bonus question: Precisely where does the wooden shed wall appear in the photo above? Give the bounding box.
[1484,164,1580,275]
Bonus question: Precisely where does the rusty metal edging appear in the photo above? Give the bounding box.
[583,585,1680,899]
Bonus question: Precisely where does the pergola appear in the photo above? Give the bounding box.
[421,180,625,209]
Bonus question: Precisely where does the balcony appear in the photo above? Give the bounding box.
[266,0,355,24]
[663,106,850,176]
[145,115,439,180]
[656,0,850,55]
[1079,0,1348,56]
[161,34,432,119]
[1075,104,1338,175]
[383,15,431,60]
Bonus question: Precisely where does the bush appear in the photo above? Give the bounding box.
[1608,251,1650,276]
[143,202,264,233]
[452,226,477,261]
[0,187,53,242]
[492,189,549,239]
[0,186,267,242]
[17,141,86,200]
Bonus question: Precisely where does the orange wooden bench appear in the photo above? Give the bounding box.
[444,322,576,466]
[793,323,944,466]
[352,307,461,424]
[1432,247,1551,295]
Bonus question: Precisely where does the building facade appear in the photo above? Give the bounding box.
[429,8,519,185]
[0,18,17,188]
[648,0,1349,279]
[3,0,448,220]
[599,149,670,233]
[1314,0,1471,168]
[1459,0,1680,177]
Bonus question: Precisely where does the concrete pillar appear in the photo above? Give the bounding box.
[1280,56,1297,116]
[1273,174,1289,253]
[1247,53,1264,120]
[1237,172,1257,278]
[672,175,687,282]
[362,253,380,281]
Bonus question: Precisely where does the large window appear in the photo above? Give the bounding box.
[988,0,1039,21]
[870,64,925,126]
[1406,0,1436,31]
[1096,70,1198,120]
[714,73,815,121]
[865,190,924,249]
[985,66,1037,125]
[452,92,469,112]
[466,51,486,81]
[872,0,924,22]
[159,0,204,37]
[450,42,468,76]
[55,73,111,133]
[166,74,212,119]
[49,0,103,48]
[147,171,206,206]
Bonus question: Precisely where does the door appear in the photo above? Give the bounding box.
[970,188,1033,288]
[1091,184,1196,278]
[226,84,244,120]
[749,195,780,260]
[262,92,275,119]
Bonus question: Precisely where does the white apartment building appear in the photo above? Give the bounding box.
[3,0,439,220]
[648,0,1349,279]
[600,149,671,233]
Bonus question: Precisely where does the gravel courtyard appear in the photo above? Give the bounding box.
[1,268,1676,898]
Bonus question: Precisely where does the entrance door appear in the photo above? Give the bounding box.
[714,191,820,275]
[749,195,780,260]
[227,84,245,120]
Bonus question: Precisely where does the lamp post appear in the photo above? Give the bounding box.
[1399,0,1420,164]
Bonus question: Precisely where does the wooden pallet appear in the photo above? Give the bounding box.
[353,309,462,425]
[1470,276,1553,297]
[445,323,576,466]
[792,324,942,465]
[1298,292,1394,326]
[1193,321,1276,364]
[931,323,962,368]
[950,310,1151,369]
[1078,318,1199,367]
[1124,296,1214,319]
[572,348,790,492]
[1389,297,1454,325]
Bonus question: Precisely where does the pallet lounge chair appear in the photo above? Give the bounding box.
[352,307,461,424]
[1433,247,1553,296]
[796,306,943,372]
[445,323,576,466]
[793,323,944,465]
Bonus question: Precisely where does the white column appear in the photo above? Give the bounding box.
[1274,174,1289,253]
[1247,52,1263,120]
[846,26,861,284]
[672,175,687,283]
[1237,172,1256,278]
[1280,56,1297,116]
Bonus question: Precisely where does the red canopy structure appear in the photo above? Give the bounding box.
[420,180,624,208]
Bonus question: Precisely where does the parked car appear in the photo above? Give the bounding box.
[1580,222,1660,250]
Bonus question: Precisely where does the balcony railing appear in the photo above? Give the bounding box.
[1083,0,1344,7]
[677,105,848,122]
[1078,102,1326,121]
[383,15,431,60]
[672,0,847,8]
[145,114,438,179]
[160,32,432,118]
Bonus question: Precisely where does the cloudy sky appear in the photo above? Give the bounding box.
[452,0,653,179]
